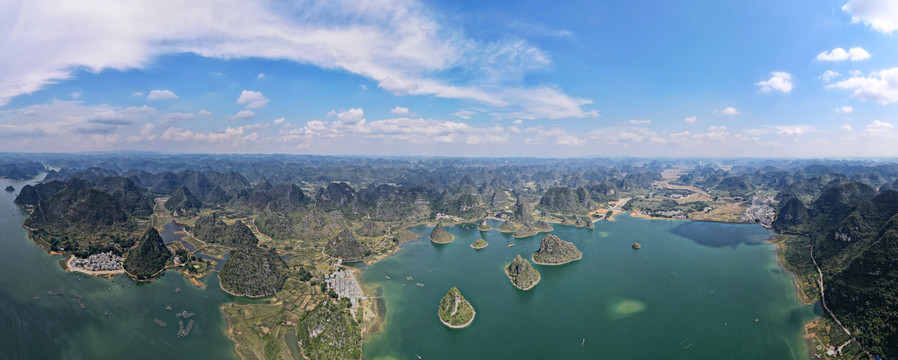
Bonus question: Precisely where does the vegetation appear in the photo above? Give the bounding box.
[429,222,455,243]
[477,219,491,231]
[189,213,258,247]
[326,229,370,262]
[296,300,362,360]
[505,255,540,290]
[0,160,44,180]
[532,234,582,265]
[539,186,591,214]
[123,228,172,279]
[438,287,475,328]
[219,245,288,297]
[470,238,488,249]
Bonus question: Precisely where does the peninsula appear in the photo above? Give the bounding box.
[532,234,582,265]
[505,254,540,290]
[438,287,475,328]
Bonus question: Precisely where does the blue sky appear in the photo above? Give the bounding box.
[1,0,897,157]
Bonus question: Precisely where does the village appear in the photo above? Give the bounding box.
[68,251,124,274]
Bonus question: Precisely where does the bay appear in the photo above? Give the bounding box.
[0,176,238,360]
[362,216,818,360]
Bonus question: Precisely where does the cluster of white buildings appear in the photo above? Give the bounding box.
[325,268,366,311]
[71,252,123,272]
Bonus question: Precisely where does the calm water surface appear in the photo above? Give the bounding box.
[362,217,818,360]
[0,176,238,360]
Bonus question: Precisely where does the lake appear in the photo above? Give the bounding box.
[0,176,238,360]
[361,217,818,360]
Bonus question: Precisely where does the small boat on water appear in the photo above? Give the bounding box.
[632,242,641,249]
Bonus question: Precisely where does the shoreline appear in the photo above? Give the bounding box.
[438,306,476,329]
[65,255,126,276]
[504,267,540,291]
[532,252,582,266]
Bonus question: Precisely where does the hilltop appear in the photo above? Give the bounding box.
[532,234,582,265]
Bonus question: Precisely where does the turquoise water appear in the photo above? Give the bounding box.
[0,176,239,359]
[362,217,818,360]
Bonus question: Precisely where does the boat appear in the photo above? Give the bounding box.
[632,242,641,249]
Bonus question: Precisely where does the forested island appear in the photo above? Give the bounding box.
[532,234,582,265]
[438,287,475,328]
[5,153,898,359]
[505,254,540,290]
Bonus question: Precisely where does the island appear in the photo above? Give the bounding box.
[470,238,488,249]
[532,234,582,265]
[438,286,475,328]
[477,219,491,231]
[4,185,13,192]
[632,242,641,249]
[505,254,540,290]
[430,222,455,244]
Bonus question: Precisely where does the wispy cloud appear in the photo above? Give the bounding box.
[147,90,178,101]
[0,0,595,119]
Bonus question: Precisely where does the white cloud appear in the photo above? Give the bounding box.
[198,110,212,116]
[162,126,260,145]
[771,125,815,136]
[273,117,285,125]
[161,112,196,125]
[840,124,853,131]
[684,116,697,124]
[865,120,893,137]
[714,107,741,115]
[829,68,898,104]
[390,106,410,115]
[330,108,365,125]
[147,90,177,101]
[0,0,595,119]
[820,70,842,82]
[229,110,255,121]
[835,106,853,113]
[70,91,81,99]
[131,91,144,97]
[513,119,523,125]
[257,73,264,79]
[127,123,156,142]
[628,119,651,125]
[816,47,871,61]
[842,0,898,34]
[236,90,269,109]
[452,110,476,119]
[525,127,584,146]
[755,72,792,93]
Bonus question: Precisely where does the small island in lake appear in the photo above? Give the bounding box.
[532,234,582,265]
[632,242,641,249]
[430,222,455,244]
[477,219,491,231]
[438,286,475,328]
[505,254,540,290]
[470,238,488,249]
[4,185,13,192]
